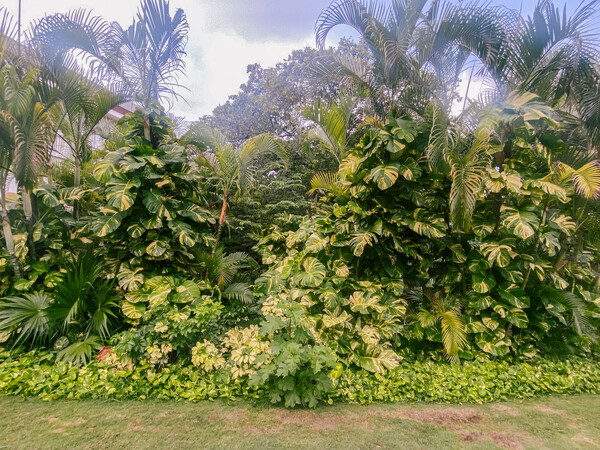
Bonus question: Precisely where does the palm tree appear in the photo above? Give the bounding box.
[183,126,288,251]
[49,70,124,218]
[0,66,54,260]
[312,0,502,116]
[32,0,189,118]
[0,136,20,279]
[303,96,358,165]
[470,0,600,147]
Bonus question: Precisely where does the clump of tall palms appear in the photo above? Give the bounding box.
[183,125,288,250]
[311,0,503,116]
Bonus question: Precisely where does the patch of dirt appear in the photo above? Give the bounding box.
[534,405,568,419]
[487,432,525,450]
[572,434,599,446]
[126,420,146,432]
[206,410,247,423]
[51,428,66,434]
[61,418,86,427]
[458,430,484,442]
[492,404,520,417]
[381,407,483,427]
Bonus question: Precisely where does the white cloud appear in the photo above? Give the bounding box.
[4,0,315,120]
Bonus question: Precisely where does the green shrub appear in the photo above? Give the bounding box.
[1,349,598,406]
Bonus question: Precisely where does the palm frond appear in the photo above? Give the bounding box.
[56,334,102,366]
[0,292,56,347]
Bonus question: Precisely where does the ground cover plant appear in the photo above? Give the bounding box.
[0,0,599,411]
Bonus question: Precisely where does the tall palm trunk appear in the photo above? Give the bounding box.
[21,188,37,261]
[73,151,81,219]
[0,180,21,279]
[213,193,228,254]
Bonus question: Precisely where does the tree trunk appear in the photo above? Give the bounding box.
[73,152,81,220]
[0,184,21,279]
[21,189,37,261]
[143,117,151,142]
[213,194,228,254]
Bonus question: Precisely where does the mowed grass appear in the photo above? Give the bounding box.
[0,395,599,449]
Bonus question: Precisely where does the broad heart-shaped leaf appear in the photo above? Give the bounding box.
[480,241,515,268]
[127,223,145,238]
[172,280,201,303]
[349,231,377,257]
[122,301,145,319]
[475,333,510,356]
[367,163,401,190]
[146,240,169,257]
[403,209,446,238]
[105,176,141,211]
[117,265,144,291]
[293,257,326,287]
[501,205,539,239]
[356,345,400,374]
[472,272,496,293]
[349,291,384,314]
[144,276,174,308]
[505,307,528,328]
[168,220,197,247]
[497,287,530,308]
[179,203,215,224]
[305,233,329,253]
[92,208,127,237]
[143,189,171,220]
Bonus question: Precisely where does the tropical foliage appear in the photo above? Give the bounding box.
[0,0,599,409]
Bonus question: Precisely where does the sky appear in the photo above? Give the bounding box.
[1,0,577,120]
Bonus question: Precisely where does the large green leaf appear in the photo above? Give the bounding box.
[146,240,169,258]
[105,176,141,211]
[293,257,326,287]
[169,220,197,247]
[122,301,145,319]
[367,163,400,190]
[92,208,126,237]
[502,206,539,239]
[472,272,496,293]
[498,287,530,308]
[356,346,400,374]
[143,189,171,220]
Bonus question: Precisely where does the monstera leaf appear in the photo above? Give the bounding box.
[105,175,141,211]
[92,208,127,237]
[355,345,400,374]
[293,257,326,287]
[502,205,539,239]
[367,163,400,190]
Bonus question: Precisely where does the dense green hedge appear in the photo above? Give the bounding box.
[1,349,599,405]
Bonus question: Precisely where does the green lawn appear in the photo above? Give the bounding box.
[0,395,599,449]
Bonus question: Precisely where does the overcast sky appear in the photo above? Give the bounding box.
[2,0,577,120]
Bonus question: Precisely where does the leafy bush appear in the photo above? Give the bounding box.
[0,251,120,363]
[112,274,223,366]
[0,349,598,406]
[83,107,216,276]
[255,110,600,366]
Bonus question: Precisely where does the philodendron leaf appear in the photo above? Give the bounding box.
[293,257,326,287]
[502,206,539,239]
[472,272,496,293]
[105,176,141,211]
[146,240,169,257]
[356,346,400,374]
[92,208,127,237]
[498,287,530,308]
[367,163,401,190]
[122,301,145,319]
